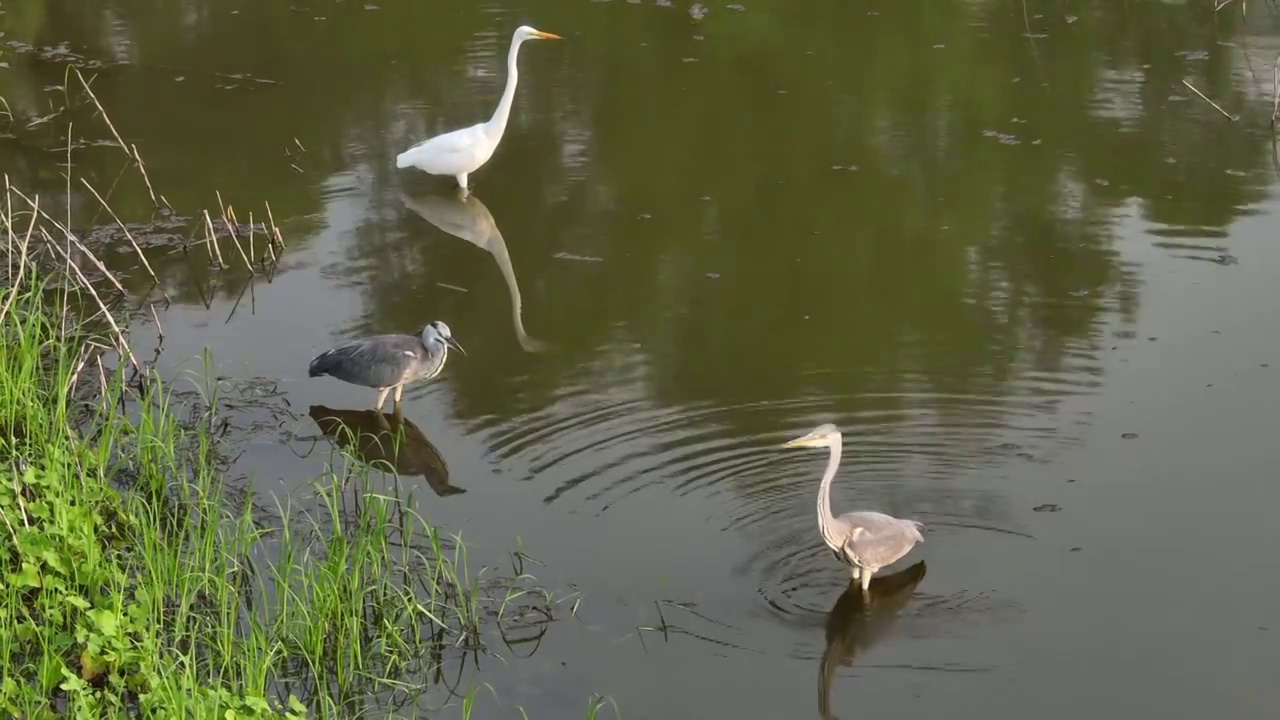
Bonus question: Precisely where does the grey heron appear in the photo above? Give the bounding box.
[782,424,925,593]
[308,320,465,411]
[819,561,927,720]
[400,189,548,352]
[308,404,464,497]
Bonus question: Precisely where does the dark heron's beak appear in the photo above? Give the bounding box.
[445,335,467,356]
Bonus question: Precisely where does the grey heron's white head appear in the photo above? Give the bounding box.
[781,423,841,449]
[423,320,467,356]
[514,25,563,43]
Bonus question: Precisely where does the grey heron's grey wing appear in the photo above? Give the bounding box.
[836,512,924,568]
[308,335,422,388]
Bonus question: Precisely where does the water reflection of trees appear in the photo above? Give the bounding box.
[1,0,1274,426]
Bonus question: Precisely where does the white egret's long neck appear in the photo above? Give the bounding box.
[485,36,525,140]
[816,434,843,548]
[486,227,534,347]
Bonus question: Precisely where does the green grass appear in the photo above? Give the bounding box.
[0,168,615,717]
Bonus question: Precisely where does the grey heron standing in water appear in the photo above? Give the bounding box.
[308,320,465,411]
[782,424,925,594]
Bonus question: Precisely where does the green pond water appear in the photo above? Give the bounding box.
[2,1,1278,717]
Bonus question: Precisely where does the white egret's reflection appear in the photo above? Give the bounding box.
[818,561,927,720]
[308,404,465,497]
[400,189,549,353]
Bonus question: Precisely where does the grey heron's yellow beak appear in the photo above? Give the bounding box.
[532,30,563,40]
[781,433,821,448]
[446,336,467,356]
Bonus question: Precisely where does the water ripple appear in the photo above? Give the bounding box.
[468,361,1086,660]
[472,372,1096,519]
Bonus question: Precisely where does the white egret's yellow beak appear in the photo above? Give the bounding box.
[533,30,563,40]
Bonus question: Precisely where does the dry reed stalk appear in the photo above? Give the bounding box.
[0,188,38,326]
[226,218,254,274]
[3,181,13,282]
[263,234,278,267]
[80,177,166,295]
[230,234,254,274]
[215,191,237,242]
[203,210,226,269]
[218,199,254,274]
[1182,79,1237,120]
[95,353,108,404]
[65,122,72,230]
[131,143,161,208]
[1272,54,1280,129]
[36,226,140,375]
[264,200,285,249]
[65,341,97,405]
[247,211,255,267]
[150,303,164,342]
[71,67,161,208]
[9,472,28,527]
[6,182,128,298]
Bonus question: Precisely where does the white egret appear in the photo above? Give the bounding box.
[395,25,563,191]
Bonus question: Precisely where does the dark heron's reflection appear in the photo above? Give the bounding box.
[308,404,465,497]
[400,189,549,353]
[818,560,927,720]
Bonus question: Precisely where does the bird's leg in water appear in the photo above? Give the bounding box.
[392,383,405,406]
[860,567,875,593]
[455,172,469,193]
[373,387,391,411]
[849,565,861,581]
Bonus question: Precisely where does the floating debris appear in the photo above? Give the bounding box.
[980,129,1020,145]
[552,252,604,263]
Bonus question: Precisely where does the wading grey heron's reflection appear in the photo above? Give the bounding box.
[308,404,465,497]
[400,189,549,353]
[782,424,925,594]
[819,561,927,720]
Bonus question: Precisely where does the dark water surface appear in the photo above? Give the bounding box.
[4,1,1279,717]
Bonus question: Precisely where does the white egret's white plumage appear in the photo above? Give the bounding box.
[782,424,925,593]
[395,25,562,191]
